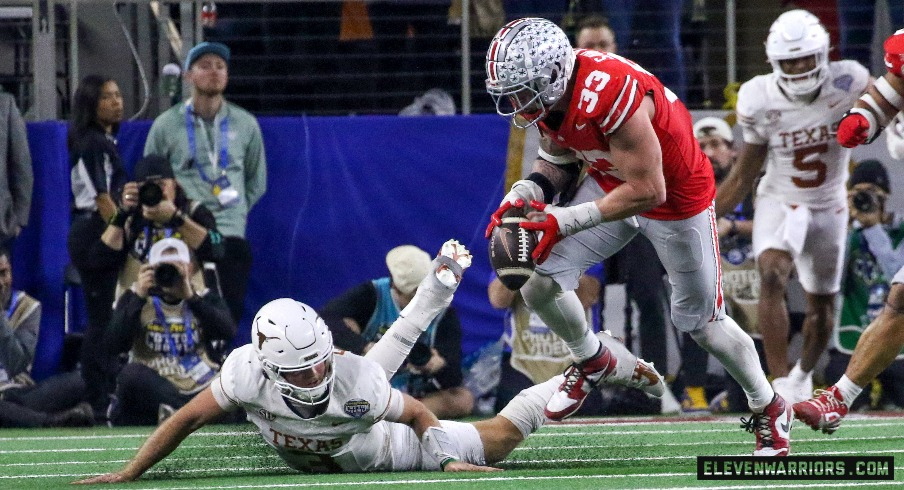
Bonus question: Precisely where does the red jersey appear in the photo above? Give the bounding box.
[539,49,715,220]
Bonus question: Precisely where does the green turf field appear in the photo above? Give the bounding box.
[1,414,901,489]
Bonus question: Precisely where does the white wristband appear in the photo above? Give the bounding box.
[875,76,904,111]
[850,107,880,141]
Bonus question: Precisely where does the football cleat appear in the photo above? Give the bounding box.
[792,385,848,434]
[742,394,792,457]
[544,346,617,421]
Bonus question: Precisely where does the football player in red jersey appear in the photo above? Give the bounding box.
[485,18,789,456]
[794,29,904,434]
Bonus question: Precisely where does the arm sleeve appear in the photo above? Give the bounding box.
[188,291,237,343]
[862,224,904,280]
[0,302,40,377]
[188,204,226,262]
[6,96,32,227]
[429,308,463,389]
[243,120,267,209]
[105,290,146,355]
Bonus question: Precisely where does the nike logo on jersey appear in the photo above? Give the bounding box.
[575,123,587,130]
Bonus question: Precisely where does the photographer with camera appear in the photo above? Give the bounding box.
[100,155,225,299]
[105,238,235,426]
[824,159,904,411]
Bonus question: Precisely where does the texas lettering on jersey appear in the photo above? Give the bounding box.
[269,427,344,453]
[539,49,715,220]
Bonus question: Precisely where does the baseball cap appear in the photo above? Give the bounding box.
[133,154,174,181]
[693,117,734,143]
[149,238,191,266]
[849,159,890,193]
[184,41,230,72]
[385,245,432,295]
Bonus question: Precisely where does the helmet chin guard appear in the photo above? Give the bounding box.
[253,298,335,407]
[765,9,830,98]
[486,18,576,128]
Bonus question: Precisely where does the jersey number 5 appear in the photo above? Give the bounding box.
[791,144,828,188]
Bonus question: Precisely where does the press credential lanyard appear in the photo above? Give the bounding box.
[5,291,22,319]
[185,103,229,186]
[152,296,195,356]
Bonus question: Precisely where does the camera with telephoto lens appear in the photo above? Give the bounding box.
[852,189,883,213]
[138,181,164,207]
[153,263,181,289]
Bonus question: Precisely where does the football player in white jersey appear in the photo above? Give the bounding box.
[716,9,870,405]
[793,29,904,433]
[74,240,565,483]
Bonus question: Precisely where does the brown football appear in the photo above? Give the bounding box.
[489,206,538,290]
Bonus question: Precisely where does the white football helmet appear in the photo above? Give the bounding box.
[486,18,576,128]
[765,9,830,98]
[253,298,334,407]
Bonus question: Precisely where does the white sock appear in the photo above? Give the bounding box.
[788,360,810,383]
[522,275,601,361]
[499,375,561,438]
[690,316,774,412]
[835,375,863,407]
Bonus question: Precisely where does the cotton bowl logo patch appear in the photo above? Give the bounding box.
[833,74,853,92]
[343,399,371,418]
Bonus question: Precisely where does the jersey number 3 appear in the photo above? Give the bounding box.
[791,143,828,188]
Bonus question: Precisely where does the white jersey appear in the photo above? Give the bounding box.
[737,60,870,208]
[211,345,400,473]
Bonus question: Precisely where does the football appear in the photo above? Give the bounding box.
[489,206,538,290]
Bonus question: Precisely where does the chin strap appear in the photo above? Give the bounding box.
[421,425,460,470]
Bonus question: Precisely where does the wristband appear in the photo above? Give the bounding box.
[439,457,458,471]
[109,208,129,228]
[169,210,186,228]
[526,172,556,204]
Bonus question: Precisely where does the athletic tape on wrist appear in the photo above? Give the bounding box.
[875,76,904,111]
[861,93,892,128]
[422,426,460,468]
[537,147,580,165]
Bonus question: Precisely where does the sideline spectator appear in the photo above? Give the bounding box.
[105,238,235,426]
[320,245,473,419]
[826,160,904,411]
[144,42,266,323]
[67,75,128,417]
[0,247,94,427]
[716,10,870,405]
[575,15,616,53]
[0,89,32,251]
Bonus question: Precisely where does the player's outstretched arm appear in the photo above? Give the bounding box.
[72,387,226,484]
[837,30,904,148]
[391,392,502,472]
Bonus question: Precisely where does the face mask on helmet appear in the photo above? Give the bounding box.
[765,9,829,98]
[486,18,576,129]
[253,298,335,407]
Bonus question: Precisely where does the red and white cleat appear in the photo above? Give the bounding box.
[792,385,848,435]
[743,394,792,457]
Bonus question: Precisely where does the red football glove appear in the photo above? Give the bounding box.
[485,199,524,238]
[519,201,562,265]
[884,29,904,77]
[836,111,870,148]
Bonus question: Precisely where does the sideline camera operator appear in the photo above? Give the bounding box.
[100,155,225,297]
[105,238,235,426]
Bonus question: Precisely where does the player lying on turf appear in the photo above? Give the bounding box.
[74,240,569,482]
